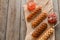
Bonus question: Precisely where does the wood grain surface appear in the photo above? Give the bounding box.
[55,0,60,40]
[20,0,27,40]
[0,0,60,40]
[6,0,21,40]
[0,0,8,40]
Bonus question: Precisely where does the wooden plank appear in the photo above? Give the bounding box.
[52,0,59,40]
[20,0,27,40]
[58,0,60,20]
[6,0,21,40]
[0,0,8,40]
[55,0,60,40]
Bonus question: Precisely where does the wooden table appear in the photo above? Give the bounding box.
[55,0,60,40]
[0,0,60,40]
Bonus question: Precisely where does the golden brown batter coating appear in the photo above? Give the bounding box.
[32,23,47,38]
[32,12,47,28]
[38,27,54,40]
[27,7,42,22]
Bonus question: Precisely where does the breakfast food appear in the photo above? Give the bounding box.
[37,27,54,40]
[48,13,57,24]
[24,0,59,40]
[27,7,42,22]
[32,23,47,38]
[32,12,47,28]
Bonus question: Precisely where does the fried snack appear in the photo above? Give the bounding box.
[32,23,47,38]
[37,27,54,40]
[27,7,42,22]
[32,12,47,28]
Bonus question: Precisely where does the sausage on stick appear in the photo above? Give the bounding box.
[32,12,47,28]
[27,7,42,22]
[37,27,54,40]
[32,23,47,38]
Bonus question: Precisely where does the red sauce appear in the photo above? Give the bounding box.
[27,1,36,11]
[48,13,57,24]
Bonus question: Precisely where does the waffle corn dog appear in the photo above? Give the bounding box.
[32,23,47,38]
[37,27,54,40]
[32,12,47,28]
[27,7,42,22]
